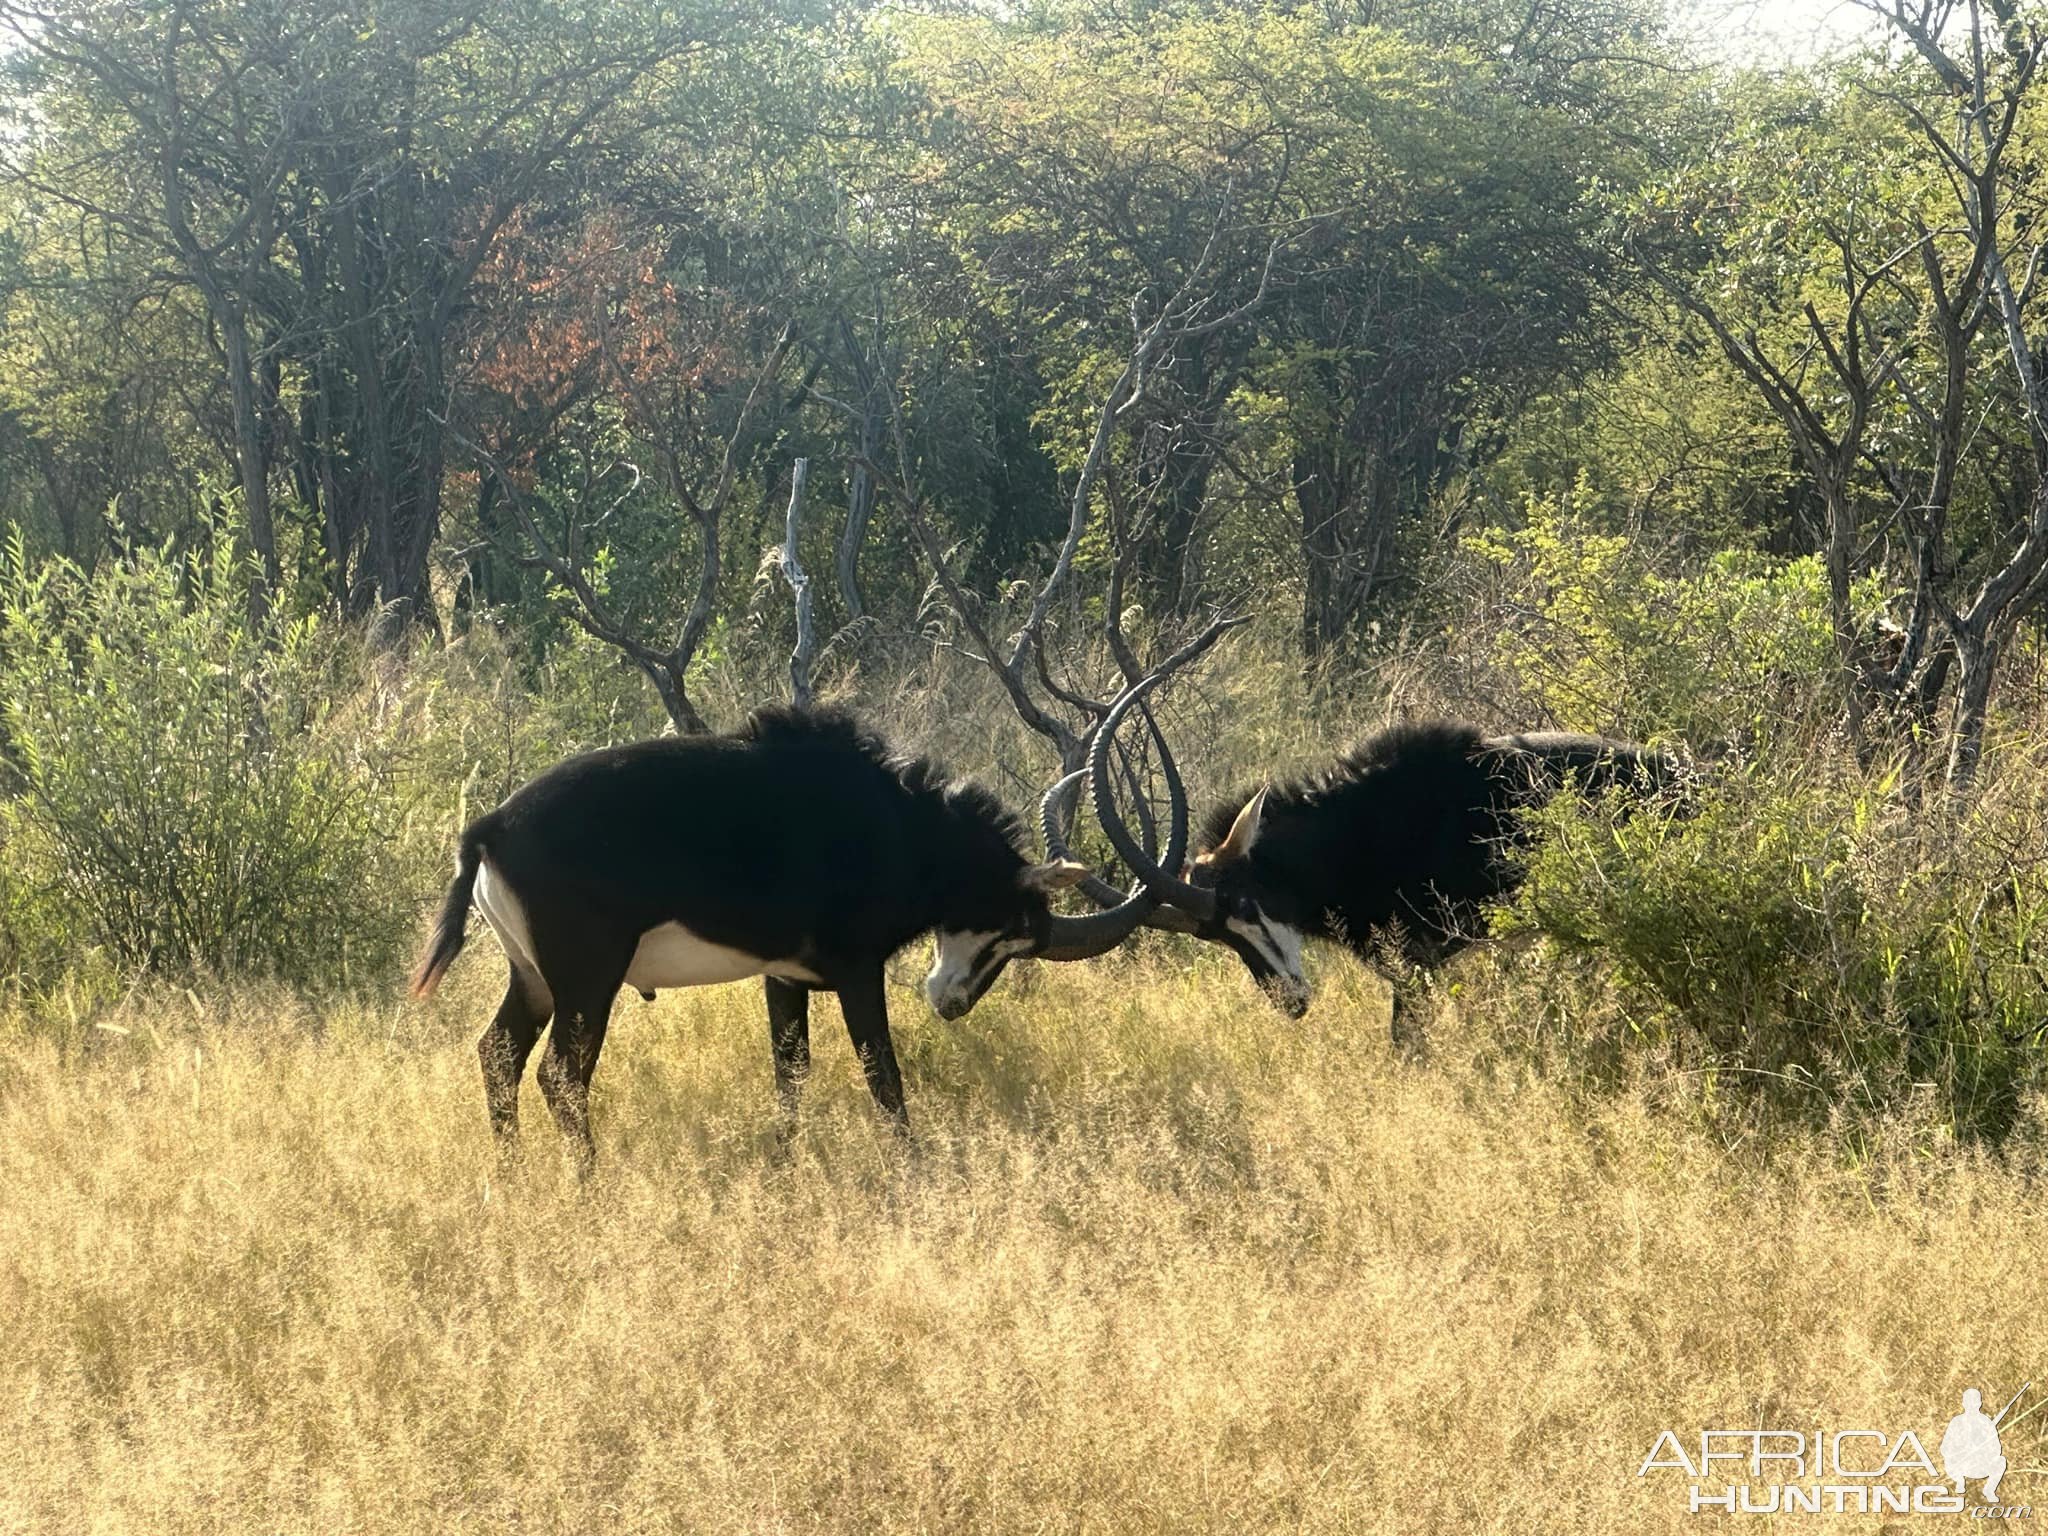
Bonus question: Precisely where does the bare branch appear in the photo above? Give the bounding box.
[778,457,816,711]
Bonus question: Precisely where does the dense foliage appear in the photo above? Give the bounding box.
[0,537,395,982]
[2,0,2048,1143]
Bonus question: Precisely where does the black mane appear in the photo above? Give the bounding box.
[1199,720,1488,851]
[738,704,1027,853]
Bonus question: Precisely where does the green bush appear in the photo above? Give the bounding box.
[0,536,402,987]
[1463,484,1879,747]
[1506,759,2048,1141]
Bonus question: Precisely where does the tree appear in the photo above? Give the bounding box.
[1638,1,2048,787]
[454,210,796,733]
[891,2,1660,654]
[0,0,771,629]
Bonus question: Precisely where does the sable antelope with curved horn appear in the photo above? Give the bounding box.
[1081,679,1684,1024]
[409,705,1167,1165]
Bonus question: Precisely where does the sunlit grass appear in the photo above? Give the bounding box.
[2,947,2043,1532]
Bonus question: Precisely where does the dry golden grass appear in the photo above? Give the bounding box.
[2,946,2043,1533]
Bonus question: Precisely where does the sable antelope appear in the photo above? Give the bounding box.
[1068,678,1683,1024]
[408,706,1165,1166]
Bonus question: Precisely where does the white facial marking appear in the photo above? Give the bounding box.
[1225,909,1310,1009]
[925,929,1033,1016]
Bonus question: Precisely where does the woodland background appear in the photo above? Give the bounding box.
[5,4,2048,1527]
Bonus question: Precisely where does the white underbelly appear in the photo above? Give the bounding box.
[625,922,823,991]
[475,859,819,993]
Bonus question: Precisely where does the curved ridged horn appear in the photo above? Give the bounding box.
[1040,770,1138,911]
[1041,765,1203,939]
[1036,694,1196,960]
[1048,708,1204,937]
[1088,672,1218,923]
[1034,882,1163,961]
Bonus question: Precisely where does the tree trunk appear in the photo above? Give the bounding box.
[781,458,815,709]
[397,307,451,626]
[837,400,880,622]
[330,188,401,622]
[218,304,279,625]
[1947,629,1998,792]
[640,659,707,736]
[1148,451,1214,617]
[1295,445,1392,658]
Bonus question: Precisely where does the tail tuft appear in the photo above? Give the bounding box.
[409,835,483,998]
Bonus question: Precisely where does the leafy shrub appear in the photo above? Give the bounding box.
[1506,758,2048,1141]
[1463,483,1880,746]
[0,536,402,986]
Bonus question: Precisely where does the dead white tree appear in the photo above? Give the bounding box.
[778,457,817,710]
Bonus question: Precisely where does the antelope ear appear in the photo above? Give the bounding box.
[1213,787,1269,863]
[1020,858,1091,893]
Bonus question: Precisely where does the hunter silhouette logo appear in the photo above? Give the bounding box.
[1942,1386,2020,1504]
[1638,1381,2034,1516]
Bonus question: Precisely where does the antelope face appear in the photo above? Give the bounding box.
[925,926,1035,1020]
[1217,899,1312,1018]
[925,859,1089,1020]
[1194,881,1312,1018]
[1191,790,1312,1018]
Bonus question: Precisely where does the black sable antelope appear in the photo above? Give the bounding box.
[1068,677,1683,1024]
[408,707,1165,1165]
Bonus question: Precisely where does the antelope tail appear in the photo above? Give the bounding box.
[409,833,484,999]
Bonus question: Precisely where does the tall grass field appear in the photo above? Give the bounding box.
[3,519,2045,1531]
[4,943,2041,1533]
